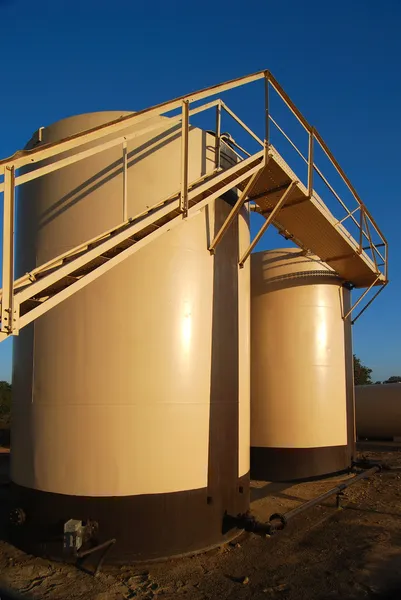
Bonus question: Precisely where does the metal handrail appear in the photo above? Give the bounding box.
[0,69,386,255]
[0,68,388,335]
[0,71,267,172]
[266,94,386,279]
[268,115,308,164]
[267,73,386,236]
[265,72,387,281]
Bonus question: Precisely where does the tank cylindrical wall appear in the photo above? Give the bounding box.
[11,112,250,562]
[356,384,401,440]
[250,249,355,481]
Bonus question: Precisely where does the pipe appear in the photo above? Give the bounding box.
[76,538,116,576]
[268,465,380,531]
[234,512,274,536]
[224,465,381,540]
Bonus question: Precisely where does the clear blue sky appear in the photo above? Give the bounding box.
[0,0,399,382]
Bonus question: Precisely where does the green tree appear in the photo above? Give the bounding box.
[0,381,11,425]
[384,376,401,384]
[353,355,372,386]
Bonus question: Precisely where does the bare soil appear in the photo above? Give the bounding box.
[1,444,401,600]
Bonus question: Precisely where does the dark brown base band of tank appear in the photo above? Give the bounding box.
[250,446,351,482]
[8,474,249,563]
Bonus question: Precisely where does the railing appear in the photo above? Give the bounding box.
[0,69,388,333]
[264,72,387,284]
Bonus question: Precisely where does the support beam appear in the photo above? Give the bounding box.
[1,166,15,333]
[249,182,290,203]
[239,180,298,267]
[260,196,308,215]
[208,169,263,254]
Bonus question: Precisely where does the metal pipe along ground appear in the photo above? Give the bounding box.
[268,465,381,531]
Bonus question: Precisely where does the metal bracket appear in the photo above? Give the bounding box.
[336,491,345,510]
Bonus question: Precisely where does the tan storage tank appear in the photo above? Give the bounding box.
[356,384,401,440]
[11,112,250,562]
[250,249,355,481]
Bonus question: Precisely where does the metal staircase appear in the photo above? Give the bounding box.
[0,70,388,340]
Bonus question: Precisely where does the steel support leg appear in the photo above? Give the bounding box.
[1,166,15,334]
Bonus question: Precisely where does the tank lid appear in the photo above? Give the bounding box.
[251,248,344,291]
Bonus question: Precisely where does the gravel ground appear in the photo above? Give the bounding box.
[1,443,401,599]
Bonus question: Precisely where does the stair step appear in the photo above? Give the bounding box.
[34,275,78,298]
[115,238,136,250]
[19,299,42,316]
[135,221,164,240]
[71,255,109,277]
[101,242,133,259]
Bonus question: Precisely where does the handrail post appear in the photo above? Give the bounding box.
[358,206,364,254]
[363,212,379,273]
[264,71,270,164]
[122,140,128,221]
[385,241,388,282]
[1,166,15,334]
[180,99,189,216]
[215,100,221,170]
[308,127,314,197]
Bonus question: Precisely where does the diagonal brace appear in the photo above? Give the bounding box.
[239,179,299,267]
[343,274,382,321]
[208,169,263,254]
[351,282,388,324]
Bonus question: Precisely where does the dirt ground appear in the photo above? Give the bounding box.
[1,444,401,600]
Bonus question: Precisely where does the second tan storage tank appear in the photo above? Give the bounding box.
[356,384,401,440]
[250,249,355,481]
